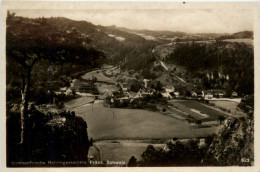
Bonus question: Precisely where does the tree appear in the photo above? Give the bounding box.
[223,83,232,97]
[128,156,137,167]
[162,108,166,114]
[72,89,76,97]
[155,81,164,92]
[186,91,192,97]
[196,120,202,127]
[218,115,225,124]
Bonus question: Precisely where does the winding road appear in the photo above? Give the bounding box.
[152,46,188,85]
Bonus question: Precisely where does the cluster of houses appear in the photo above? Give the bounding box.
[108,79,180,104]
[110,78,239,104]
[56,76,239,104]
[56,79,98,96]
[185,89,238,99]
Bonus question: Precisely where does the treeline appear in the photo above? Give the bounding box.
[166,42,254,95]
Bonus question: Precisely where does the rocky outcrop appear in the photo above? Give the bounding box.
[204,116,254,166]
[7,108,89,167]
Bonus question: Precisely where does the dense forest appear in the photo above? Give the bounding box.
[46,17,157,71]
[6,14,106,106]
[166,41,254,96]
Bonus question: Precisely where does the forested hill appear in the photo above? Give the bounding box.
[6,15,106,105]
[232,31,253,39]
[6,15,157,105]
[47,17,157,70]
[166,41,254,96]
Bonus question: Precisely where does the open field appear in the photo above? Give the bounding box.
[209,100,246,117]
[95,140,165,163]
[65,98,222,163]
[81,69,117,84]
[68,100,220,140]
[168,100,229,122]
[95,83,118,96]
[64,96,95,110]
[223,38,253,46]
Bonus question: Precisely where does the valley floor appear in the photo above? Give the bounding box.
[65,98,222,164]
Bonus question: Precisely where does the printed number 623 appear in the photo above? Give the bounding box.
[241,158,250,163]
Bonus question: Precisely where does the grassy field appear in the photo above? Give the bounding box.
[209,100,246,117]
[65,98,222,163]
[168,100,228,122]
[95,140,165,164]
[223,38,253,46]
[81,70,117,83]
[64,96,95,110]
[70,101,220,140]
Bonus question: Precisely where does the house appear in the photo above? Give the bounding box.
[204,91,213,99]
[134,92,142,99]
[172,91,180,98]
[197,91,205,98]
[128,91,137,98]
[70,79,82,92]
[198,138,206,148]
[161,92,173,99]
[79,83,95,93]
[231,91,238,98]
[119,97,131,104]
[191,91,197,98]
[165,85,175,93]
[120,83,131,92]
[143,79,151,89]
[134,89,151,99]
[212,89,226,98]
[60,87,67,93]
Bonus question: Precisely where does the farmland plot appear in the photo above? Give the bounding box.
[168,100,228,122]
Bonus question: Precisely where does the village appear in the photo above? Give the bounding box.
[57,64,239,107]
[5,6,255,167]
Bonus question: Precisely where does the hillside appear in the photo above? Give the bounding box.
[6,15,105,105]
[164,41,254,96]
[47,17,157,70]
[232,31,253,39]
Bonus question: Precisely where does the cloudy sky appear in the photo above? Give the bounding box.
[11,9,254,33]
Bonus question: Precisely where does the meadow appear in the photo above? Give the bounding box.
[70,101,220,140]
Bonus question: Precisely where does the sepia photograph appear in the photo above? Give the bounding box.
[1,1,259,170]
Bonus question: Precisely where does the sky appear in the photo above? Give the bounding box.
[10,9,254,33]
